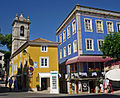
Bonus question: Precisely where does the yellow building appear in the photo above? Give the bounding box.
[10,38,59,93]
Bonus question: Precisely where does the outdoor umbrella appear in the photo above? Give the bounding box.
[105,69,120,81]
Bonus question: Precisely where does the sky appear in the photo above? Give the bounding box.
[0,0,120,50]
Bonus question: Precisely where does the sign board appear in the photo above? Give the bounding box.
[33,62,38,68]
[82,81,88,92]
[29,67,33,71]
[28,71,33,77]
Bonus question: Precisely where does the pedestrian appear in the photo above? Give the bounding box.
[100,84,103,93]
[5,77,8,87]
[9,77,13,91]
[14,78,18,91]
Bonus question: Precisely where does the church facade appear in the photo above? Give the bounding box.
[9,14,59,93]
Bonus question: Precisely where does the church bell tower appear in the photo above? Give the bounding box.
[12,13,31,54]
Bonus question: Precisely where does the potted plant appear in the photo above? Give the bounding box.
[36,84,40,91]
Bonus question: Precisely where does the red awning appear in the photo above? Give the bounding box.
[66,56,112,65]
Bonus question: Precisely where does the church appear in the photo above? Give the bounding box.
[9,13,59,93]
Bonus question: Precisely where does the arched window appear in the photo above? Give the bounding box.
[20,26,24,36]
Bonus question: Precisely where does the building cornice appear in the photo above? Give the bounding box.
[11,41,59,59]
[56,4,120,36]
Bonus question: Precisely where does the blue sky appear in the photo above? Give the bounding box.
[0,0,120,50]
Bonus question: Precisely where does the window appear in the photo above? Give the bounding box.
[41,46,48,52]
[14,63,17,71]
[73,40,77,53]
[86,39,94,51]
[117,23,120,33]
[20,26,24,36]
[59,34,62,44]
[20,52,22,57]
[16,64,17,71]
[67,25,71,39]
[63,30,66,42]
[24,59,27,68]
[107,21,114,33]
[68,44,71,55]
[52,76,57,89]
[40,57,49,68]
[60,49,62,59]
[72,20,76,34]
[84,18,93,32]
[63,47,66,57]
[0,56,2,60]
[97,40,104,51]
[96,20,103,33]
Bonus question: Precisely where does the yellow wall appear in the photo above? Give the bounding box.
[12,44,58,89]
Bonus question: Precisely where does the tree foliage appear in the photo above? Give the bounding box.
[100,32,120,59]
[0,33,12,51]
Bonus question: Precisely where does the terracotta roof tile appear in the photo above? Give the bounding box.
[31,38,59,44]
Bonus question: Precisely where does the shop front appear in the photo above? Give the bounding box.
[38,71,59,94]
[66,56,111,94]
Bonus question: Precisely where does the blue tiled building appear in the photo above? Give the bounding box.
[56,4,120,94]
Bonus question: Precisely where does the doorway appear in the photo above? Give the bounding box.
[41,78,50,90]
[89,80,95,93]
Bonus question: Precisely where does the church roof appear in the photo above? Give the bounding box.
[31,38,59,44]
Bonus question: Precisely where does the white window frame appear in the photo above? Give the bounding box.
[84,18,93,32]
[40,57,49,68]
[59,34,62,45]
[116,22,120,33]
[63,30,66,42]
[86,38,94,51]
[68,44,71,55]
[72,20,76,35]
[41,46,48,52]
[67,25,71,39]
[60,49,62,59]
[106,21,114,33]
[97,39,104,51]
[73,40,77,53]
[63,47,66,57]
[96,20,104,33]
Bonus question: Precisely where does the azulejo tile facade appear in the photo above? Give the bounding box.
[56,4,120,94]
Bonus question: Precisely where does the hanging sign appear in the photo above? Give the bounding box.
[29,67,33,71]
[33,62,38,68]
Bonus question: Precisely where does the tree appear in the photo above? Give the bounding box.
[0,33,12,51]
[100,32,120,59]
[0,33,12,74]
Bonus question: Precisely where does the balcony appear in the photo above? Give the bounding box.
[66,70,105,80]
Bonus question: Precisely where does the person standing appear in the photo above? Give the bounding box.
[9,77,13,91]
[14,78,18,91]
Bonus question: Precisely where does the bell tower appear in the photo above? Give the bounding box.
[12,13,31,54]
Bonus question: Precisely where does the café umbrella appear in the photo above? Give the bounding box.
[105,69,120,81]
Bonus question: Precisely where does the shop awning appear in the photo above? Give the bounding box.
[66,56,112,65]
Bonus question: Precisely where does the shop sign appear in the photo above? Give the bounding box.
[82,81,88,92]
[29,67,33,71]
[33,62,38,68]
[28,71,33,77]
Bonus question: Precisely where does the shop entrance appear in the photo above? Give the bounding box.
[41,78,50,90]
[89,80,95,93]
